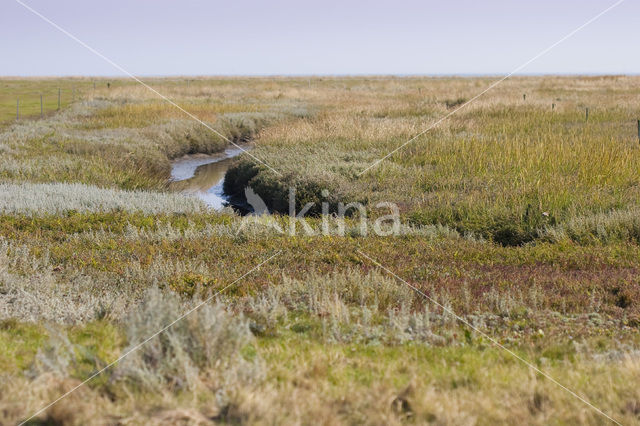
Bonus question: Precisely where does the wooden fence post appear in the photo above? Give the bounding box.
[523,94,526,101]
[552,103,555,110]
[585,107,589,121]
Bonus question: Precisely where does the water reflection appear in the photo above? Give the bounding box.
[170,147,247,210]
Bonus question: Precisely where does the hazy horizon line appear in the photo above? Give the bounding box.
[1,72,639,79]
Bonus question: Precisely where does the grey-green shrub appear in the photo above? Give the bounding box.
[113,288,263,397]
[541,207,640,244]
[0,182,206,215]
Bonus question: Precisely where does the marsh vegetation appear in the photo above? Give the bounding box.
[1,76,640,424]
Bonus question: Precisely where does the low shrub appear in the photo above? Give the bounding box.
[113,288,263,396]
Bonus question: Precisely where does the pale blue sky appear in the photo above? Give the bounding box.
[1,0,638,76]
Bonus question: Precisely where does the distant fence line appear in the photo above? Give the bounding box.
[14,80,113,120]
[12,86,640,143]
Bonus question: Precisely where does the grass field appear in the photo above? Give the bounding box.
[1,76,640,424]
[0,78,99,125]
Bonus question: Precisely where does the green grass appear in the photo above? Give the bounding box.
[3,76,640,424]
[0,78,98,125]
[0,320,46,373]
[3,313,637,424]
[231,98,640,244]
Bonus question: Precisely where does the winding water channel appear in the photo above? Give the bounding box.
[170,146,248,210]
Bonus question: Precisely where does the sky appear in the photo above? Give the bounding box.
[1,0,638,76]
